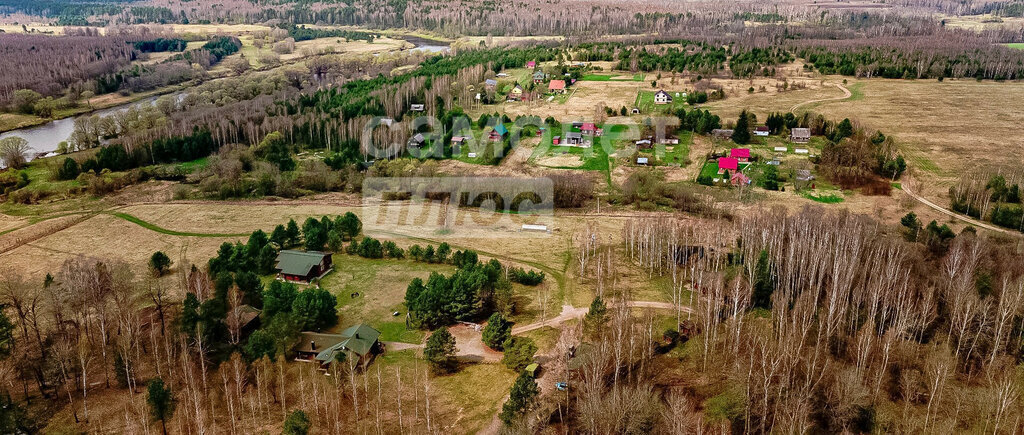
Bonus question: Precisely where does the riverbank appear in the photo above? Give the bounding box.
[0,83,191,134]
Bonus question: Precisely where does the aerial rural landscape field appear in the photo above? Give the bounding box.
[1,0,1024,433]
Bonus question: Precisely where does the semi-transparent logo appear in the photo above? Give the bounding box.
[362,177,554,238]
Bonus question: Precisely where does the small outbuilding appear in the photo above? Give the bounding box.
[730,148,751,162]
[791,128,811,143]
[711,129,734,140]
[754,126,770,136]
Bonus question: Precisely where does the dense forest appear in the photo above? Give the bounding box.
[0,33,134,105]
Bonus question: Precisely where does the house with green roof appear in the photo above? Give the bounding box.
[293,324,382,369]
[275,250,333,283]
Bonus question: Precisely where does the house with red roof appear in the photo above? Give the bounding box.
[730,172,751,186]
[730,148,751,162]
[717,157,738,174]
[581,122,597,135]
[526,61,536,68]
[548,80,566,93]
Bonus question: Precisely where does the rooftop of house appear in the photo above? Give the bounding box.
[755,126,770,132]
[492,124,508,136]
[730,148,751,158]
[231,305,261,327]
[581,122,596,131]
[548,80,566,90]
[718,157,739,171]
[295,332,347,354]
[275,250,329,277]
[791,128,811,136]
[485,79,497,86]
[655,89,670,96]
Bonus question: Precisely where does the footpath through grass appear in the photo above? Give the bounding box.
[110,212,250,237]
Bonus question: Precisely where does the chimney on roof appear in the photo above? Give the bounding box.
[310,340,316,350]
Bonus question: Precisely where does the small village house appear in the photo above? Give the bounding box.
[293,324,382,369]
[408,133,426,149]
[791,128,811,143]
[484,79,497,90]
[717,157,739,175]
[754,126,770,136]
[451,136,466,155]
[275,250,333,283]
[565,131,584,145]
[410,104,425,112]
[711,129,734,140]
[730,172,751,186]
[229,305,261,339]
[526,61,536,68]
[508,83,524,101]
[654,90,672,105]
[635,139,653,150]
[730,148,751,162]
[636,157,649,166]
[489,124,508,141]
[532,70,546,84]
[548,80,566,94]
[581,122,597,135]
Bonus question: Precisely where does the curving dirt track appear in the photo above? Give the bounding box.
[790,83,852,113]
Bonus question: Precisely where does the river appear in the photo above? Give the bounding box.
[0,95,165,160]
[0,36,451,164]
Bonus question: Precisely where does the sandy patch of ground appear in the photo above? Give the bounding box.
[535,154,584,168]
[0,214,26,233]
[449,323,503,363]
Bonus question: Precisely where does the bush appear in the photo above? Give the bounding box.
[509,267,544,285]
[501,337,537,371]
[149,251,172,276]
[56,157,80,180]
[424,327,457,374]
[291,288,337,331]
[482,313,512,350]
[283,409,310,435]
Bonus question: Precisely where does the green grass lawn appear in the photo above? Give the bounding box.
[580,73,643,82]
[16,160,82,195]
[432,363,517,433]
[801,191,844,203]
[321,254,454,343]
[1005,43,1024,50]
[636,90,687,113]
[699,160,720,180]
[641,130,692,167]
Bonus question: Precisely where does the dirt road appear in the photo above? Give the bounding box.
[511,301,688,334]
[900,185,1019,237]
[790,83,852,112]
